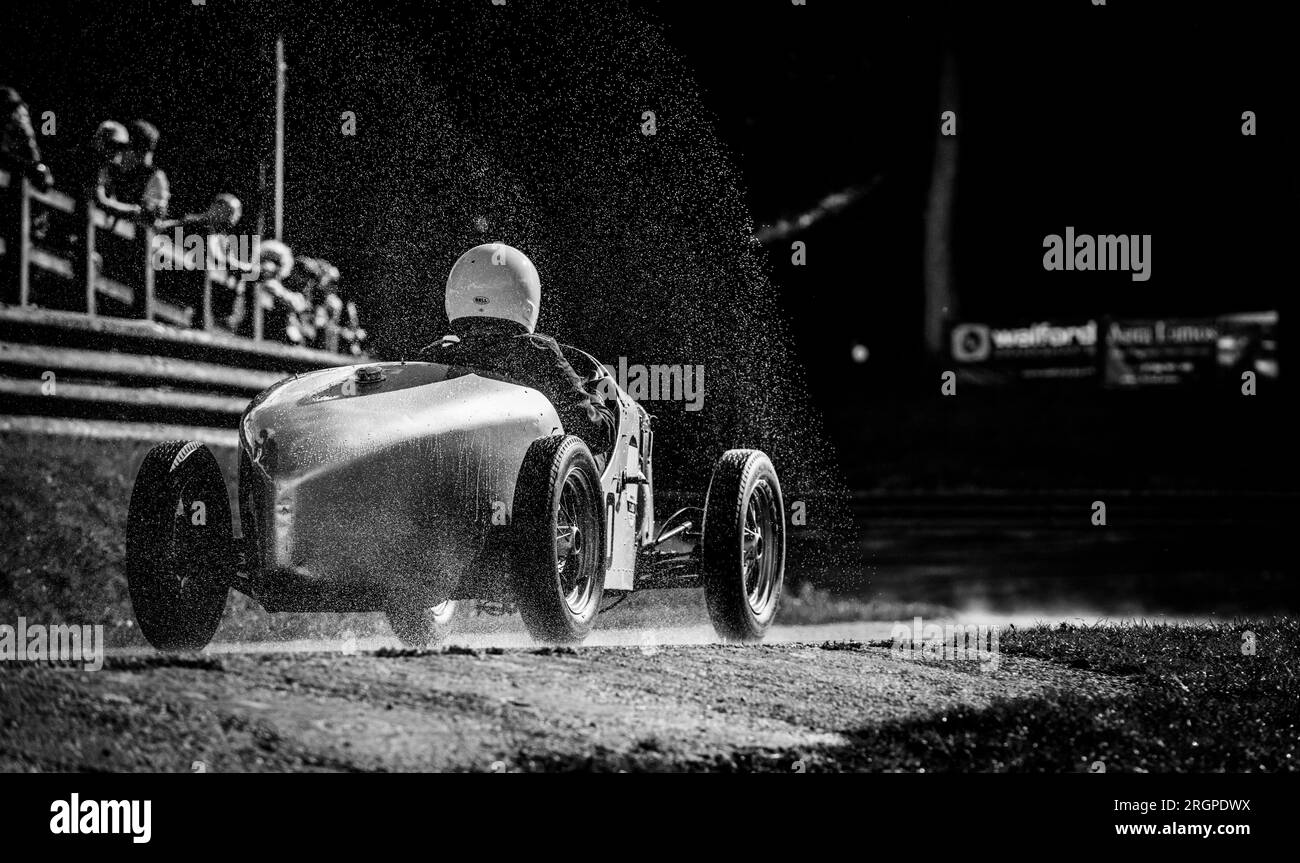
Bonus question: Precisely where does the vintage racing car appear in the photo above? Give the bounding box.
[126,347,786,649]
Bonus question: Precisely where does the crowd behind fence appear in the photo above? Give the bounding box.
[0,87,366,356]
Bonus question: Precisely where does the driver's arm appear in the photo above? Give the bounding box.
[522,335,604,420]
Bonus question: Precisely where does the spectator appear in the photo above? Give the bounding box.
[89,120,128,207]
[1,86,54,192]
[289,255,337,346]
[313,280,344,351]
[193,193,247,279]
[82,121,133,294]
[98,119,169,224]
[340,296,367,356]
[2,86,53,301]
[161,193,250,328]
[201,192,242,232]
[302,264,365,356]
[306,261,342,349]
[92,120,169,317]
[232,239,305,342]
[155,191,242,243]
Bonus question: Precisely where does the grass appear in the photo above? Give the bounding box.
[0,432,154,633]
[831,619,1300,772]
[980,620,1300,771]
[775,582,952,625]
[0,432,384,646]
[514,620,1299,772]
[872,619,1300,773]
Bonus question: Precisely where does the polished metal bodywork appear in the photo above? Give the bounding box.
[237,352,655,612]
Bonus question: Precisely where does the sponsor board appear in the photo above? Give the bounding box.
[1103,311,1278,388]
[950,319,1099,383]
[950,311,1278,387]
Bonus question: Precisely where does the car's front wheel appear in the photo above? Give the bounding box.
[126,441,233,651]
[511,435,605,644]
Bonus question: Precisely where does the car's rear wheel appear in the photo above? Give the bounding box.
[386,599,458,648]
[511,435,605,643]
[126,441,233,651]
[701,449,785,642]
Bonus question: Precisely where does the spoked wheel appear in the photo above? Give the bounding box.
[741,481,782,615]
[701,449,786,642]
[555,470,601,615]
[512,435,605,643]
[386,599,458,648]
[126,441,233,651]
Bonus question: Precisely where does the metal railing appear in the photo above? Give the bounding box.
[0,169,352,354]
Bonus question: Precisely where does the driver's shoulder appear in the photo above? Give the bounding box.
[422,333,461,360]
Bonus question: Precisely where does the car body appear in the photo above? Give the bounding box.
[126,345,787,648]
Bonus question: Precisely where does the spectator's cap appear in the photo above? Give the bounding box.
[94,120,129,153]
[258,239,294,279]
[127,119,161,154]
[210,193,242,226]
[446,243,540,333]
[2,86,25,108]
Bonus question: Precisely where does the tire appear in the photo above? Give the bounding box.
[386,600,458,648]
[126,441,233,651]
[511,435,605,643]
[701,449,785,642]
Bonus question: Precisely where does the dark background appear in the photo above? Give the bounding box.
[4,0,1294,492]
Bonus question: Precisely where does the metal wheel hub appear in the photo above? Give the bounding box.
[556,469,598,615]
[742,480,780,615]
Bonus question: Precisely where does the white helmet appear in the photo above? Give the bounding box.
[257,239,294,279]
[445,243,540,333]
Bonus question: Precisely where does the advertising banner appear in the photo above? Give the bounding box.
[950,312,1278,387]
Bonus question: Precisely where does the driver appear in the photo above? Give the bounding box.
[425,243,614,456]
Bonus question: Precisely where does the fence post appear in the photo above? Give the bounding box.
[252,282,264,341]
[84,203,97,316]
[18,178,32,306]
[141,223,155,321]
[325,317,339,353]
[202,272,214,330]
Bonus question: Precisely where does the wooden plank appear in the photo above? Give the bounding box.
[0,375,249,415]
[94,276,133,305]
[29,246,74,279]
[90,207,136,240]
[26,186,76,214]
[0,341,284,392]
[27,246,137,306]
[152,298,193,327]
